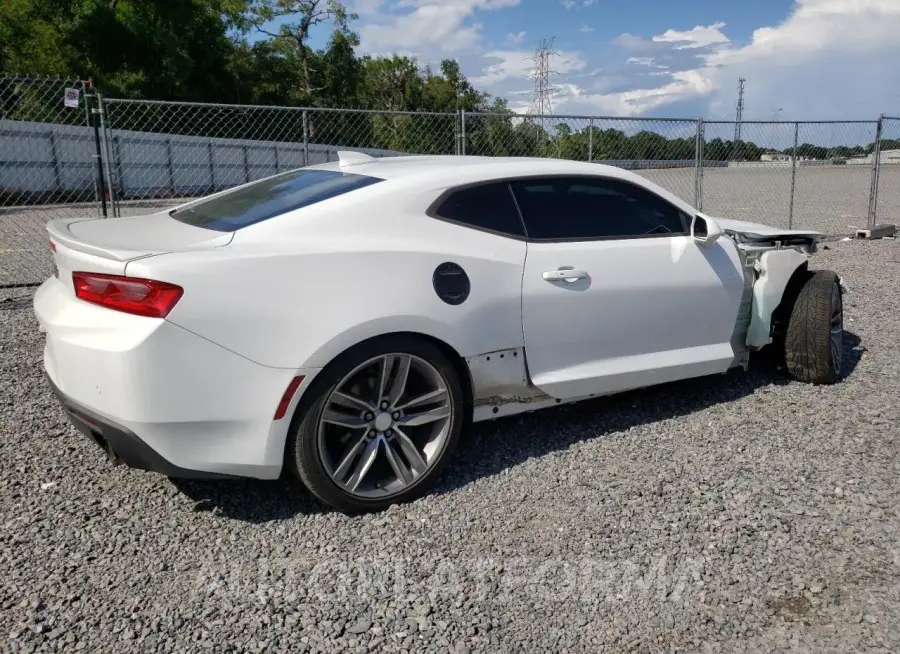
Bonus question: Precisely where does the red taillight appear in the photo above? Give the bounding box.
[274,376,305,420]
[72,272,183,318]
[49,240,56,252]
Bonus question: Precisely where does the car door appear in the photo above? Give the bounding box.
[513,175,746,400]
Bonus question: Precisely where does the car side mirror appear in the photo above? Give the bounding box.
[691,214,723,246]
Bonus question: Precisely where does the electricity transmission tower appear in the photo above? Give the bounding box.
[732,77,746,160]
[528,38,559,116]
[527,38,559,141]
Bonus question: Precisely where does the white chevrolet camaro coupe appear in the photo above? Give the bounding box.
[34,151,845,513]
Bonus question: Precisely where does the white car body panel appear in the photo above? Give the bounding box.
[128,213,528,369]
[745,248,810,349]
[48,213,234,261]
[51,240,129,293]
[34,276,307,478]
[34,153,822,480]
[521,235,745,399]
[704,215,822,241]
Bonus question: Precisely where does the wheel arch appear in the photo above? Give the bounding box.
[746,250,811,349]
[279,330,475,474]
[769,260,812,342]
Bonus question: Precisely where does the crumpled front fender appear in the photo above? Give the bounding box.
[746,249,810,349]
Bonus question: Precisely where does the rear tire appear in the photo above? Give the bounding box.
[782,270,844,384]
[286,336,464,514]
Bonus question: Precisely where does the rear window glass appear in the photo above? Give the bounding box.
[170,169,383,231]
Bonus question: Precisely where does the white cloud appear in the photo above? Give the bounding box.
[582,0,596,5]
[354,0,900,121]
[507,30,526,45]
[470,50,535,87]
[580,24,595,33]
[558,0,900,119]
[557,69,717,116]
[652,22,729,50]
[470,50,585,87]
[701,0,900,119]
[350,0,388,15]
[470,49,587,87]
[358,0,521,55]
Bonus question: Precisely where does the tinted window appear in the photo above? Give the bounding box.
[170,169,383,231]
[510,177,687,241]
[432,183,526,238]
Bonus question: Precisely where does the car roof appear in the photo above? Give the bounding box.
[307,152,698,215]
[309,152,633,182]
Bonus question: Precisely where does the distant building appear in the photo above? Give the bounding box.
[759,150,815,163]
[760,151,790,162]
[846,148,900,165]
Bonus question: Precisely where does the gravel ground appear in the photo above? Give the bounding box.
[2,238,900,653]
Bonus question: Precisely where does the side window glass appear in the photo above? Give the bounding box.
[432,183,525,238]
[510,177,687,241]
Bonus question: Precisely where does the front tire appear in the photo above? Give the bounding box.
[286,336,464,513]
[782,270,844,384]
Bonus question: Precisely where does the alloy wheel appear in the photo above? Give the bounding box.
[316,353,453,499]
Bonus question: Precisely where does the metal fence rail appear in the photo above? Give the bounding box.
[98,101,457,213]
[1,75,103,286]
[876,117,900,227]
[1,73,898,288]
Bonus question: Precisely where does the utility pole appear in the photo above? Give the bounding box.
[732,77,746,161]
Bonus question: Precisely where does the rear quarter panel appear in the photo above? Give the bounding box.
[126,189,527,370]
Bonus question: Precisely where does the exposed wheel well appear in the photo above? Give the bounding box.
[381,332,475,417]
[770,261,811,342]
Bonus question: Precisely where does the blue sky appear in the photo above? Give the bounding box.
[262,0,900,121]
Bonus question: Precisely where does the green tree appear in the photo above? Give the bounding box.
[249,0,356,100]
[1,0,250,101]
[5,0,882,162]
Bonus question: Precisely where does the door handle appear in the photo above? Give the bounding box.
[542,269,589,282]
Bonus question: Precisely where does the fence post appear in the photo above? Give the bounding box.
[867,114,884,228]
[242,145,249,183]
[165,138,175,197]
[96,93,118,217]
[302,110,309,167]
[207,141,215,194]
[788,122,799,229]
[694,118,704,210]
[460,110,467,156]
[112,135,122,208]
[88,93,108,217]
[48,130,62,194]
[80,81,101,216]
[588,117,594,163]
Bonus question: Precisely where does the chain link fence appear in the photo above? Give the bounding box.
[792,121,880,235]
[2,73,899,287]
[99,100,462,215]
[463,114,702,205]
[875,117,900,228]
[0,75,108,287]
[699,121,798,230]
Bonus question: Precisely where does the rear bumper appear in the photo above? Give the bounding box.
[34,275,321,479]
[47,375,237,479]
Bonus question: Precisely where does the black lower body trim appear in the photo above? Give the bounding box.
[46,375,240,480]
